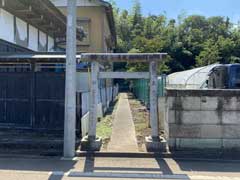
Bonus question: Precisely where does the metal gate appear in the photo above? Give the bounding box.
[34,72,65,130]
[0,72,32,128]
[0,64,66,131]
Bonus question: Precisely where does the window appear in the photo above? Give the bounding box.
[208,66,228,89]
[230,66,240,88]
[77,18,90,46]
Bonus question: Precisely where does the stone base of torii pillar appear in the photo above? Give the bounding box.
[145,136,168,153]
[80,136,102,152]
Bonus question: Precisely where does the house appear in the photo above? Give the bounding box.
[50,0,116,53]
[0,0,116,53]
[51,0,117,93]
[0,0,63,52]
[0,0,116,153]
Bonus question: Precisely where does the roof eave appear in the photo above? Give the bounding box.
[98,0,117,48]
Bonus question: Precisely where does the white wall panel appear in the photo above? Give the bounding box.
[28,25,38,51]
[50,0,102,7]
[39,31,47,51]
[0,8,14,43]
[15,17,28,47]
[0,8,56,52]
[48,36,55,51]
[76,72,90,92]
[16,17,27,40]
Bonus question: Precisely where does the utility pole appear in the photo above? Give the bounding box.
[64,0,77,158]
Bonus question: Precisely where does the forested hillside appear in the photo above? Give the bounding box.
[110,0,240,74]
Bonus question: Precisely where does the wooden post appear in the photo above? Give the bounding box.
[149,60,159,138]
[88,61,99,140]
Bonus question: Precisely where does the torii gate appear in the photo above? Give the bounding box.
[80,53,168,152]
[64,0,167,158]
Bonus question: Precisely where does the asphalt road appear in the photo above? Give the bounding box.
[0,155,240,180]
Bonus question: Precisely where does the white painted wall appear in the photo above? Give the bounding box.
[0,8,14,43]
[28,25,38,51]
[48,36,55,51]
[16,17,27,41]
[76,72,90,92]
[39,31,47,51]
[0,8,55,52]
[50,0,102,7]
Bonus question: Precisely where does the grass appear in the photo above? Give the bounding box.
[96,115,113,139]
[128,93,151,152]
[96,97,119,151]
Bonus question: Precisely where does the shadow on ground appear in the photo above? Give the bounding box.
[103,97,119,117]
[80,152,189,179]
[0,156,77,180]
[0,152,240,179]
[79,152,240,173]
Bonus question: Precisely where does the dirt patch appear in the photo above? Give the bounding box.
[128,93,151,152]
[96,97,119,152]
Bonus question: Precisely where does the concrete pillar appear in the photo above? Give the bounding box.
[88,61,99,140]
[146,60,167,152]
[64,0,77,158]
[149,60,159,138]
[80,61,101,151]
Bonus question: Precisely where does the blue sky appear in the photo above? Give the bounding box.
[108,0,240,24]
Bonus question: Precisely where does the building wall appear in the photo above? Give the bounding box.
[29,25,38,51]
[0,39,32,52]
[103,12,112,52]
[159,89,240,151]
[48,36,55,52]
[15,17,28,48]
[51,0,105,7]
[38,31,47,51]
[55,4,114,88]
[0,9,14,43]
[76,72,89,92]
[57,6,109,53]
[0,8,55,52]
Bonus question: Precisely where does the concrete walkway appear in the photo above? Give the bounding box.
[107,93,138,152]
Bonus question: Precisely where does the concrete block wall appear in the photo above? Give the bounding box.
[159,89,240,151]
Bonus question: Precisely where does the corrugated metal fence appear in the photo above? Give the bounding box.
[132,75,167,107]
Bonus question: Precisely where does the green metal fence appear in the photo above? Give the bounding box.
[132,75,166,108]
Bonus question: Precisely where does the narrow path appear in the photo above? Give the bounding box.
[107,93,138,152]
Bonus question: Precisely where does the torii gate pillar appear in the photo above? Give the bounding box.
[145,60,167,152]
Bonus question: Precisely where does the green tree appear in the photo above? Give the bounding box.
[196,39,220,66]
[131,0,143,37]
[216,36,235,63]
[110,0,240,74]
